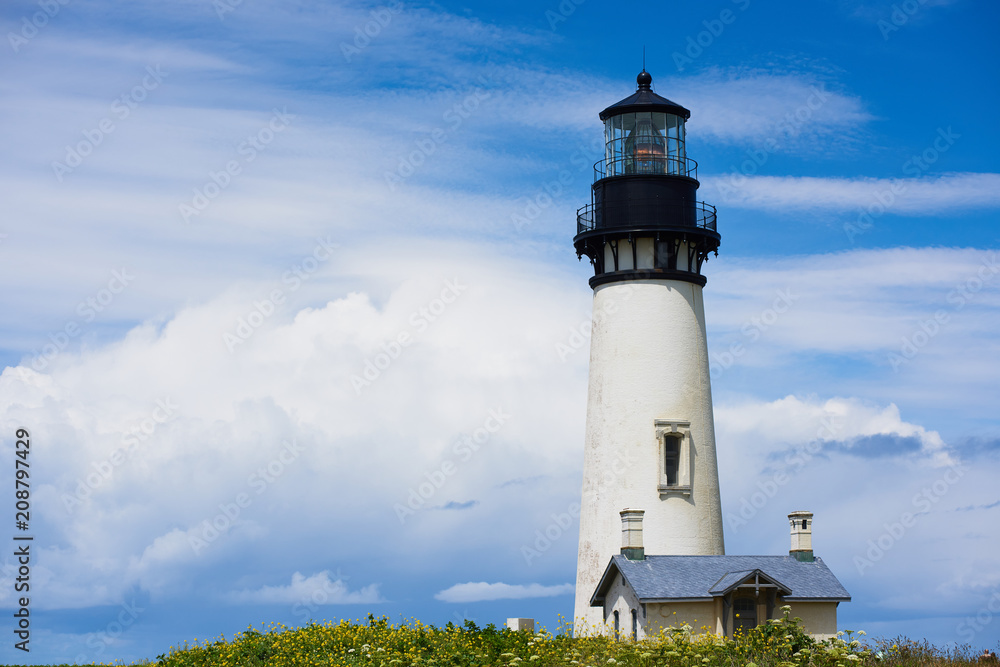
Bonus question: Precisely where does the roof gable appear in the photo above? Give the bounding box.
[708,569,792,596]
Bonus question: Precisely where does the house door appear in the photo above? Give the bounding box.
[733,597,757,635]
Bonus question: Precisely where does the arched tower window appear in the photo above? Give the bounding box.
[655,421,692,493]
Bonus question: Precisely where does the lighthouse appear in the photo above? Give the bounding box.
[573,71,725,626]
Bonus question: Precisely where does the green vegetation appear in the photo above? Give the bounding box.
[11,608,996,667]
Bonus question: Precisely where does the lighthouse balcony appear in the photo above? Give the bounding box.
[576,200,717,236]
[595,154,699,181]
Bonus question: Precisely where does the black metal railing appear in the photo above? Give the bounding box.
[577,200,717,235]
[594,155,699,181]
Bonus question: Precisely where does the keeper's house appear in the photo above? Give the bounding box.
[590,510,850,640]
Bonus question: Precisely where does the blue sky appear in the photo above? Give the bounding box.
[1,0,999,663]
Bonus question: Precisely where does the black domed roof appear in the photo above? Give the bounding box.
[599,70,691,121]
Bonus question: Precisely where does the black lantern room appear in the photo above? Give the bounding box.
[574,71,720,287]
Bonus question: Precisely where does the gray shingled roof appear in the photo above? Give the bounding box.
[591,555,851,606]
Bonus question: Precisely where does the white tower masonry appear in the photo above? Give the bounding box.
[573,71,725,627]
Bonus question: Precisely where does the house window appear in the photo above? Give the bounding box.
[655,420,691,493]
[613,610,619,639]
[802,519,808,529]
[631,609,637,641]
[733,597,757,635]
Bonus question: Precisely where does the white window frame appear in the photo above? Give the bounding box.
[654,420,692,495]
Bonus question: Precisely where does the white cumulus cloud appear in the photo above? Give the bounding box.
[227,571,382,605]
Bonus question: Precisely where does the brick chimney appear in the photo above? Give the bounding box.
[788,511,814,562]
[620,509,645,560]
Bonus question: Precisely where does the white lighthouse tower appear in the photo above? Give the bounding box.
[573,71,725,626]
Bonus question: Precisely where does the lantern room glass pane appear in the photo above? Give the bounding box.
[604,118,612,165]
[652,112,667,136]
[665,114,687,173]
[624,112,666,175]
[613,115,623,164]
[666,114,678,140]
[621,113,635,139]
[605,116,630,173]
[677,116,686,159]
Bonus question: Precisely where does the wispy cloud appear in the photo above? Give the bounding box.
[702,172,1000,214]
[954,500,1000,513]
[437,500,479,511]
[708,247,1000,351]
[673,71,871,146]
[434,582,574,603]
